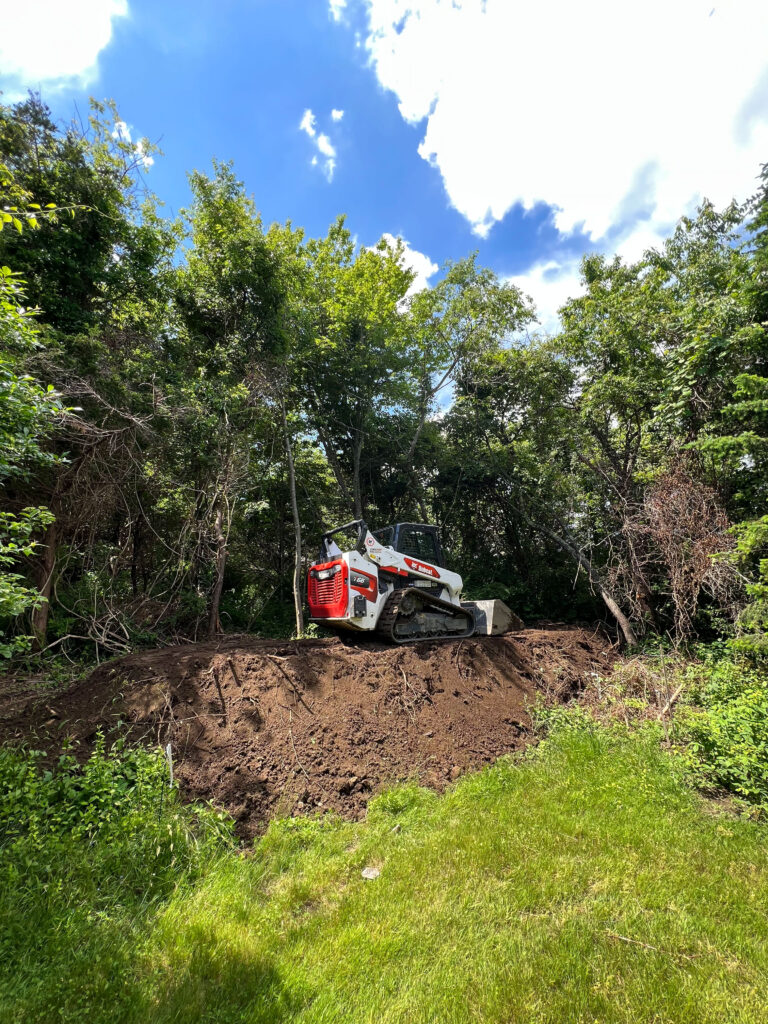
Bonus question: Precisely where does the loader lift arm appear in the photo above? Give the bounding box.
[318,519,369,560]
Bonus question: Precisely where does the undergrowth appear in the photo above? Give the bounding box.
[0,737,233,1021]
[676,657,768,806]
[3,719,768,1023]
[564,648,768,815]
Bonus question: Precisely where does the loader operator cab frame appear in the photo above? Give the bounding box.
[316,519,445,569]
[372,522,445,568]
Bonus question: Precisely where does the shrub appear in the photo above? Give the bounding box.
[0,735,234,988]
[676,659,768,805]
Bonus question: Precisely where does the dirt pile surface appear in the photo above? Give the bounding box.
[2,628,614,837]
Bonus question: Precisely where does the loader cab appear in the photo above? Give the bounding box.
[372,522,445,569]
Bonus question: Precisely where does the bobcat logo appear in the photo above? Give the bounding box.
[404,557,439,579]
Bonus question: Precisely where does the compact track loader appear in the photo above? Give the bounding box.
[307,520,517,644]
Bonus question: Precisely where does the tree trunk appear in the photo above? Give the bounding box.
[281,396,304,635]
[534,520,637,646]
[131,517,142,597]
[405,407,428,466]
[352,430,363,520]
[31,520,57,651]
[208,502,227,637]
[317,426,354,510]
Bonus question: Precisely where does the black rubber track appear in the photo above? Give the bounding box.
[375,587,475,644]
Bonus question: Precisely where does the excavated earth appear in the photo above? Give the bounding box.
[1,627,615,838]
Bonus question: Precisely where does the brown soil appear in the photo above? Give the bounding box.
[0,627,615,838]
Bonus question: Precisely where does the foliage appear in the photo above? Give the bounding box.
[0,93,767,655]
[0,507,54,655]
[0,262,62,654]
[0,267,61,480]
[676,657,768,805]
[0,737,233,1020]
[4,725,768,1021]
[0,95,161,334]
[726,518,768,663]
[0,735,232,879]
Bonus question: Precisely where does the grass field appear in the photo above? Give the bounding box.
[3,723,768,1023]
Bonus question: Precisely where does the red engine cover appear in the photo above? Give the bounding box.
[308,560,348,618]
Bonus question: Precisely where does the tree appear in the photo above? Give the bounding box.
[0,267,61,654]
[0,97,177,652]
[441,342,633,637]
[172,162,286,635]
[0,95,161,335]
[296,220,414,520]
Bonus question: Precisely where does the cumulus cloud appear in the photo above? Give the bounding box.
[316,133,336,158]
[341,0,768,247]
[331,108,345,121]
[508,257,584,335]
[381,232,438,295]
[299,108,340,181]
[111,119,154,170]
[329,0,347,21]
[0,0,127,90]
[299,108,317,137]
[316,134,337,180]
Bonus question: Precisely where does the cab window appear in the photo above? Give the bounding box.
[398,527,439,565]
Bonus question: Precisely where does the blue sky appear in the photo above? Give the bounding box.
[2,0,768,327]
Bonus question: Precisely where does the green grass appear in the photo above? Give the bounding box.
[4,724,768,1023]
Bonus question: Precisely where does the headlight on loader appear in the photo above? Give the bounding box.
[313,564,342,581]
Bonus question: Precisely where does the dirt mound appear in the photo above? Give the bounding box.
[2,627,614,837]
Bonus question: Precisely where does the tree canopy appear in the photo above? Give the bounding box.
[1,95,766,661]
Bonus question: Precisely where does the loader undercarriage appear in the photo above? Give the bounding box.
[376,587,475,644]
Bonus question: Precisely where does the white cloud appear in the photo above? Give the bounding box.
[111,120,131,142]
[134,139,154,170]
[329,0,347,21]
[299,108,317,137]
[509,257,584,335]
[316,133,336,158]
[331,108,345,121]
[111,120,154,170]
[316,133,337,180]
[299,109,340,181]
[381,232,438,295]
[0,0,127,90]
[343,0,768,247]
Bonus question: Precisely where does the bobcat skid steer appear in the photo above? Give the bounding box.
[307,519,518,644]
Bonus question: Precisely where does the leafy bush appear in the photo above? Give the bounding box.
[528,698,598,737]
[0,735,232,880]
[0,736,233,1016]
[676,658,768,805]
